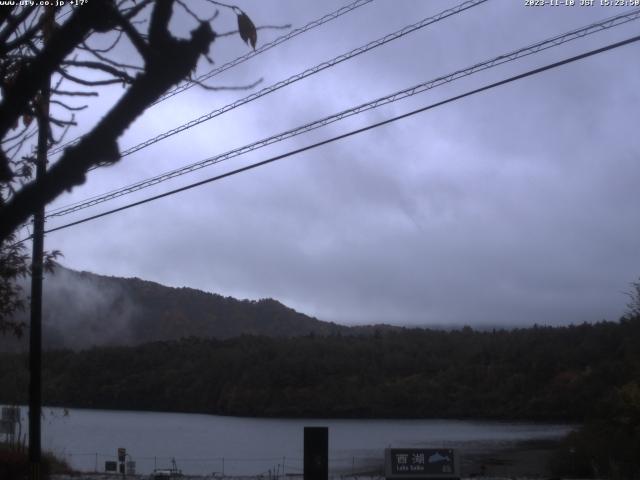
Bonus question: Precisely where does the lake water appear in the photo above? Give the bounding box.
[9,406,574,476]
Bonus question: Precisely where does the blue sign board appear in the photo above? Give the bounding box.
[385,448,459,479]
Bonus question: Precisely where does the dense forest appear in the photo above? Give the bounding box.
[2,318,639,477]
[1,318,638,420]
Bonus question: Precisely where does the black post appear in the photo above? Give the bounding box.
[28,100,46,480]
[29,9,53,480]
[304,427,328,480]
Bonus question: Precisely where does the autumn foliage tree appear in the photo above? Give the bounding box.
[0,0,257,331]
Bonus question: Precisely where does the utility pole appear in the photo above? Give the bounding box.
[29,7,53,480]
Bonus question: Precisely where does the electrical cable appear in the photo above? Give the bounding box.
[45,7,640,219]
[52,0,488,166]
[35,33,640,239]
[46,0,491,215]
[154,0,375,105]
[48,0,375,156]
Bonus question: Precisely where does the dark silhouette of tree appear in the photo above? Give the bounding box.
[2,319,639,421]
[0,231,29,336]
[0,233,56,337]
[0,1,259,330]
[626,278,640,318]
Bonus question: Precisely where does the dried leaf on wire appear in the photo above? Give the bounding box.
[237,10,257,50]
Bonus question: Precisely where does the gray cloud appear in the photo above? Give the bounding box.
[40,0,640,329]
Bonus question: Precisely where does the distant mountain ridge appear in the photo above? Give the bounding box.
[1,264,352,351]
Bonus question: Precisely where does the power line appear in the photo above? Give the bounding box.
[154,0,375,105]
[88,0,489,162]
[45,7,640,219]
[48,0,375,157]
[47,0,490,215]
[38,33,640,239]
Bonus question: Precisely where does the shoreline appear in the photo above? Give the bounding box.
[48,439,563,480]
[3,403,581,423]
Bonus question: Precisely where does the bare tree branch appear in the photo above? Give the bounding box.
[57,68,129,87]
[122,0,155,21]
[61,59,137,83]
[80,30,124,53]
[0,1,217,241]
[0,2,112,142]
[50,99,88,112]
[2,123,31,145]
[49,116,77,128]
[0,5,38,54]
[216,23,291,38]
[81,45,144,71]
[111,10,151,62]
[51,89,99,97]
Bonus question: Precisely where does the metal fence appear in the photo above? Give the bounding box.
[59,452,385,478]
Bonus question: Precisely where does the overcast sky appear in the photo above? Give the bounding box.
[33,0,640,327]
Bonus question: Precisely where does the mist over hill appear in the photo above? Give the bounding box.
[1,265,352,351]
[0,265,561,353]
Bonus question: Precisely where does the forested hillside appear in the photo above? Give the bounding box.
[0,265,349,351]
[1,318,638,421]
